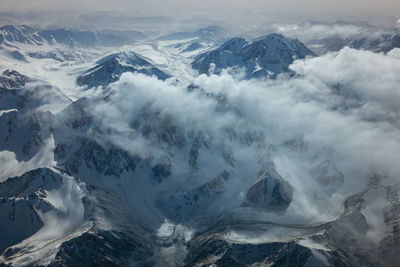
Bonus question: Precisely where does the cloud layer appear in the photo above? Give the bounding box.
[84,47,400,229]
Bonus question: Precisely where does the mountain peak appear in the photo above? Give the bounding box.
[192,33,315,79]
[77,51,170,88]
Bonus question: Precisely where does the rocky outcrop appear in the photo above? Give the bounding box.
[245,168,293,213]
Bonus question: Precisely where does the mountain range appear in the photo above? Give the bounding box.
[0,25,147,48]
[0,21,400,266]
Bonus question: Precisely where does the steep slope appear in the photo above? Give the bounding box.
[245,167,293,213]
[0,168,64,254]
[192,33,316,79]
[0,168,154,266]
[0,69,69,113]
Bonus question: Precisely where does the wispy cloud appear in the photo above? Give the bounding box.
[81,47,400,232]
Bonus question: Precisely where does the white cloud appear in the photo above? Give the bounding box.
[0,135,56,182]
[84,47,400,231]
[273,22,388,41]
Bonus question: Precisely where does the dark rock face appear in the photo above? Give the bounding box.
[152,162,172,183]
[0,168,62,198]
[245,168,293,213]
[184,237,314,267]
[76,52,170,88]
[0,198,43,254]
[53,98,139,179]
[55,137,139,178]
[0,70,30,90]
[52,230,153,267]
[192,33,315,79]
[0,110,53,161]
[157,170,229,221]
[0,168,64,255]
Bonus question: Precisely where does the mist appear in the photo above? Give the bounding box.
[78,47,400,236]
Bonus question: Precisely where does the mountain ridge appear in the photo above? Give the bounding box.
[192,33,316,79]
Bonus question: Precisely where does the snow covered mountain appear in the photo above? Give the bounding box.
[0,25,147,48]
[307,29,400,54]
[192,33,316,79]
[76,51,171,88]
[0,25,44,45]
[268,20,400,55]
[286,21,400,55]
[1,22,400,266]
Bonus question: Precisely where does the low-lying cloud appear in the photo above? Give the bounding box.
[86,46,400,228]
[272,21,389,41]
[0,135,56,182]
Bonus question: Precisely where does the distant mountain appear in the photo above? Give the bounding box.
[158,25,229,42]
[192,33,316,79]
[307,29,400,54]
[37,28,101,47]
[27,49,83,62]
[38,28,147,47]
[351,30,400,53]
[76,51,170,88]
[0,25,147,48]
[0,25,44,45]
[96,29,147,46]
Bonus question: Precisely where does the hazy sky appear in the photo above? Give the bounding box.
[1,0,399,17]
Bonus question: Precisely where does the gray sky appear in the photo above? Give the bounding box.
[1,0,399,17]
[0,0,399,30]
